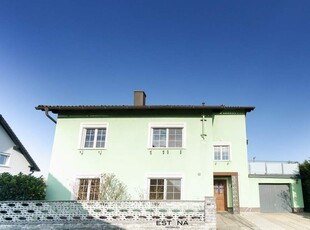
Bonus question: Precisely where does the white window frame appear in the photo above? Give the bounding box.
[145,173,184,200]
[148,122,186,149]
[0,152,10,167]
[74,175,101,201]
[213,142,231,161]
[79,123,109,149]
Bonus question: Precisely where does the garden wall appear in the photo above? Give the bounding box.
[0,197,216,229]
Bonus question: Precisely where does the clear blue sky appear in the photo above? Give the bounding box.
[0,0,309,177]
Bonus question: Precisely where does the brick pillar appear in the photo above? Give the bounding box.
[204,196,216,229]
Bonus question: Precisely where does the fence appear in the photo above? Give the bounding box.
[249,161,299,175]
[0,197,216,229]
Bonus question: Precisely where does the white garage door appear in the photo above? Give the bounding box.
[259,184,292,213]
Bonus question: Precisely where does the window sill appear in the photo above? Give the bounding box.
[148,148,185,150]
[148,148,185,155]
[78,148,107,151]
[214,161,231,164]
[78,149,106,155]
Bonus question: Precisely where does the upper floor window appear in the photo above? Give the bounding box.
[214,145,230,161]
[149,178,181,200]
[80,123,108,149]
[149,123,185,148]
[84,128,106,148]
[152,128,182,148]
[0,153,9,166]
[77,178,100,200]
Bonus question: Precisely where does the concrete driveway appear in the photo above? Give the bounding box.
[217,212,310,230]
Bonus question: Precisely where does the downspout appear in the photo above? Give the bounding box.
[29,168,35,175]
[200,102,207,139]
[44,108,57,124]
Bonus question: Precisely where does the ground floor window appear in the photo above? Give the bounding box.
[77,178,100,200]
[149,178,181,200]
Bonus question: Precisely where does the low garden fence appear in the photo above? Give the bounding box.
[0,197,216,227]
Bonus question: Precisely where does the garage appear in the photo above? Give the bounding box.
[259,184,292,213]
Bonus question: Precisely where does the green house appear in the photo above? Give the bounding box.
[37,91,304,213]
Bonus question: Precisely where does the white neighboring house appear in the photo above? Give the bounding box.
[0,114,40,174]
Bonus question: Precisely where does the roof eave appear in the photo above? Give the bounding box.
[36,105,255,114]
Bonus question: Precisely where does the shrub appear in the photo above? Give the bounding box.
[0,172,46,201]
[99,173,130,201]
[299,160,310,211]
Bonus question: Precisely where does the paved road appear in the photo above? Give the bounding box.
[217,212,310,230]
[217,212,258,229]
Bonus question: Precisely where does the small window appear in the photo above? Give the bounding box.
[151,127,184,148]
[149,178,181,200]
[0,153,9,166]
[214,145,230,161]
[80,123,108,149]
[77,178,100,200]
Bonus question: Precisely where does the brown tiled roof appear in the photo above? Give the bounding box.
[36,104,255,114]
[0,115,40,172]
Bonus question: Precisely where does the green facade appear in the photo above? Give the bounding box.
[44,107,304,212]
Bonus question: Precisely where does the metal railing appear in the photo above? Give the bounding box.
[248,161,299,175]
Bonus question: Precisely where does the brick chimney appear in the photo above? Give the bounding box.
[134,91,146,106]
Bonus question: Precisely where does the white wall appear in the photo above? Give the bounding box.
[0,125,31,174]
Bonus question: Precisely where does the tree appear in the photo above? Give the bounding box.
[99,173,130,201]
[0,172,46,201]
[299,160,310,211]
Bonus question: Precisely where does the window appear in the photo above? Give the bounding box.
[80,123,108,149]
[83,128,106,148]
[149,123,185,148]
[77,178,100,200]
[0,153,9,166]
[152,128,182,148]
[149,178,181,200]
[214,145,230,161]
